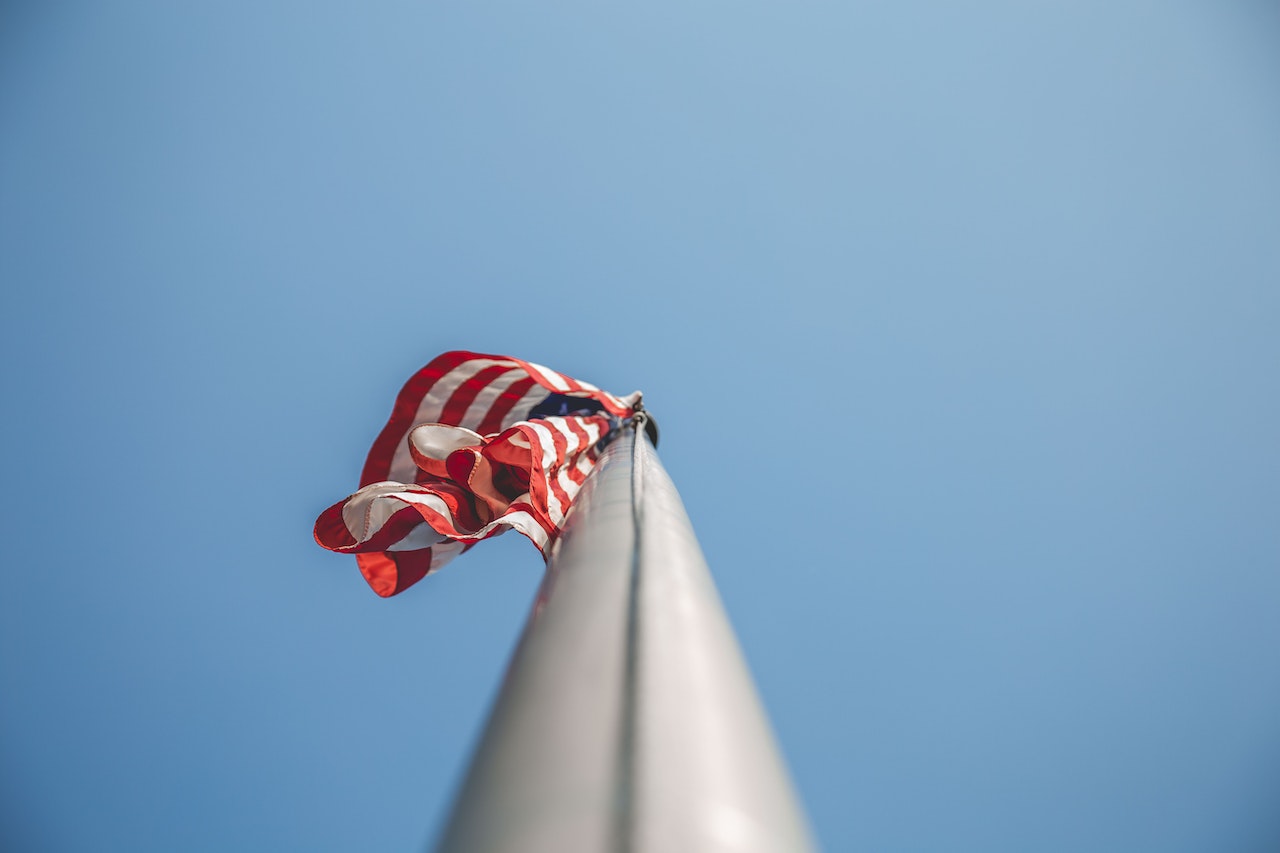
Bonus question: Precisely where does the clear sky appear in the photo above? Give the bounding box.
[3,2,1280,851]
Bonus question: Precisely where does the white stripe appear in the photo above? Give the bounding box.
[569,420,603,489]
[572,445,596,481]
[363,484,468,532]
[428,540,468,569]
[525,361,571,392]
[386,522,448,552]
[549,418,585,511]
[498,383,554,431]
[458,367,527,432]
[409,424,484,463]
[547,417,582,453]
[491,509,550,549]
[527,422,564,523]
[393,490,455,520]
[528,422,558,480]
[343,481,420,541]
[388,357,515,482]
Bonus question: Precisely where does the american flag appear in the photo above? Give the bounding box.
[314,351,642,596]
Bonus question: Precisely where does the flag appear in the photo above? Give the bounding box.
[314,351,642,596]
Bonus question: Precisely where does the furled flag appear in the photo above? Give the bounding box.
[314,351,642,596]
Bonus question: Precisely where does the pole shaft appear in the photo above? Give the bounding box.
[433,427,815,853]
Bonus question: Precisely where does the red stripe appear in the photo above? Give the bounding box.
[527,427,553,510]
[438,363,513,429]
[408,483,486,536]
[357,507,433,552]
[506,500,557,545]
[434,479,487,533]
[542,423,573,513]
[315,502,430,554]
[563,417,595,486]
[357,550,434,598]
[477,376,537,434]
[314,501,357,549]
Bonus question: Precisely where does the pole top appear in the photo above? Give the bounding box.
[632,408,659,448]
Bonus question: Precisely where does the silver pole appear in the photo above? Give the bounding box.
[433,424,816,853]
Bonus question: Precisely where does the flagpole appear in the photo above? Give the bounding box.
[432,420,816,853]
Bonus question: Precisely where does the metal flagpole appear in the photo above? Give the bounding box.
[432,418,816,853]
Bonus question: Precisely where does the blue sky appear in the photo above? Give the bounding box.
[3,2,1280,850]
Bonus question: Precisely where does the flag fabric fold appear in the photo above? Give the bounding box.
[314,351,641,596]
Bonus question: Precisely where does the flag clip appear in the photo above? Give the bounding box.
[631,405,659,448]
